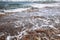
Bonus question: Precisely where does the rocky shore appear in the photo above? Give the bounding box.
[0,6,60,40]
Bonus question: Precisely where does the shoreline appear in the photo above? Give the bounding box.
[0,3,60,40]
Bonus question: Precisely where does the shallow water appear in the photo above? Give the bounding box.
[0,6,60,40]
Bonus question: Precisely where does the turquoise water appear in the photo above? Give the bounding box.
[0,1,32,9]
[0,1,58,10]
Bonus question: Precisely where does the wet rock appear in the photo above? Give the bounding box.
[0,23,19,36]
[0,34,7,40]
[0,13,5,17]
[22,7,39,12]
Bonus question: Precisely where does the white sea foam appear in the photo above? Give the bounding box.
[6,36,11,40]
[31,3,60,8]
[0,12,5,14]
[4,8,30,13]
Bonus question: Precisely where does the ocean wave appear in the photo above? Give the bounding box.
[2,3,60,13]
[4,8,30,13]
[31,3,60,8]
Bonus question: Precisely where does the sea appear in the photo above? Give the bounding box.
[0,1,60,40]
[0,1,60,12]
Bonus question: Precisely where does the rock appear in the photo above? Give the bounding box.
[0,12,5,17]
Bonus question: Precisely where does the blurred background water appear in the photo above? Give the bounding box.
[0,0,59,10]
[0,1,32,10]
